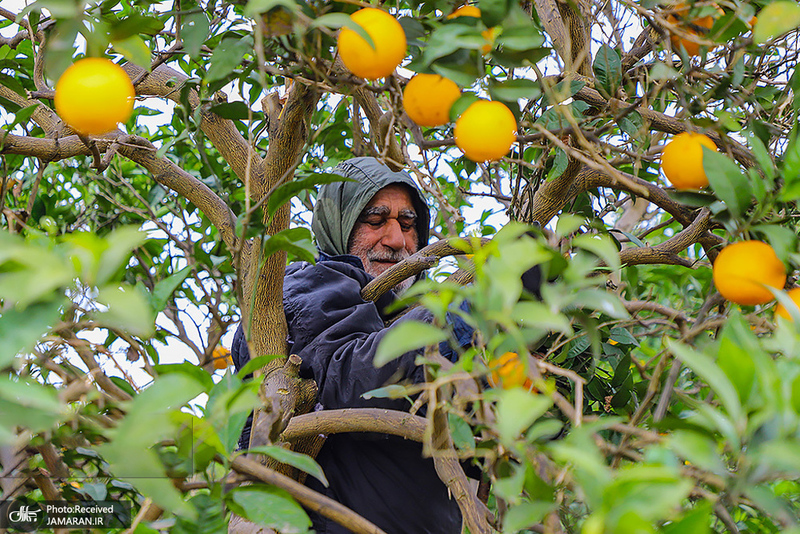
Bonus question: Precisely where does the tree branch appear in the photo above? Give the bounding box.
[230,454,389,534]
[574,85,756,168]
[619,207,712,267]
[122,63,265,186]
[0,132,238,250]
[280,408,427,443]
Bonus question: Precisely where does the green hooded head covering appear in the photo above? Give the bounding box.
[312,157,430,257]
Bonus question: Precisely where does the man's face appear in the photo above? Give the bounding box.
[349,184,419,292]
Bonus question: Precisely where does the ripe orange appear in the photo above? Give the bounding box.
[447,5,481,18]
[54,58,135,135]
[660,131,717,190]
[713,241,786,306]
[454,100,517,162]
[446,5,496,54]
[666,3,723,56]
[488,352,534,389]
[337,8,407,80]
[775,288,800,321]
[212,346,233,370]
[403,74,461,127]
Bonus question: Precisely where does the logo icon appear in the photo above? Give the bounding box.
[3,500,45,532]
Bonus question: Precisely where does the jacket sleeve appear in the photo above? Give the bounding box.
[284,260,433,412]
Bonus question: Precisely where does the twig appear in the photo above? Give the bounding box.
[230,454,389,534]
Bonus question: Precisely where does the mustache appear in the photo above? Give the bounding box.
[367,249,410,263]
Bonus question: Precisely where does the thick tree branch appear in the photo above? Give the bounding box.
[619,208,712,267]
[531,165,723,262]
[281,408,427,443]
[533,0,593,77]
[0,81,61,134]
[0,132,238,250]
[122,63,265,186]
[574,85,756,168]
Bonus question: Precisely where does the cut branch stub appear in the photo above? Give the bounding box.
[250,354,318,448]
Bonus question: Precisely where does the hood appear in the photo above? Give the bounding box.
[312,157,431,257]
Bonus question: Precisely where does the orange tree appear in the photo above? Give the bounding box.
[1,0,800,532]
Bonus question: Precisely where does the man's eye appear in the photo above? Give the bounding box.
[364,217,385,227]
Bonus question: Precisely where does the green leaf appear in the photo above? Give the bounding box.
[374,320,448,367]
[149,266,192,313]
[181,12,209,58]
[494,388,552,445]
[661,502,713,534]
[237,354,283,377]
[0,377,65,443]
[650,61,680,81]
[262,227,316,263]
[448,413,475,453]
[668,340,743,424]
[244,0,300,18]
[572,234,621,273]
[208,101,255,120]
[617,111,644,139]
[570,289,629,319]
[716,337,756,406]
[665,430,727,476]
[753,1,800,44]
[479,0,511,27]
[96,284,156,337]
[111,35,152,69]
[488,78,542,102]
[703,148,751,219]
[503,501,557,532]
[423,25,486,64]
[511,301,572,334]
[267,173,352,218]
[246,445,328,486]
[361,384,408,400]
[593,44,621,97]
[311,13,374,49]
[97,226,148,285]
[154,362,214,393]
[745,129,776,182]
[205,36,253,83]
[609,326,638,346]
[496,26,545,51]
[752,224,796,263]
[0,297,65,369]
[756,440,800,476]
[226,485,311,533]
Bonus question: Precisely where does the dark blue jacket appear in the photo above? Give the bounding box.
[233,254,474,534]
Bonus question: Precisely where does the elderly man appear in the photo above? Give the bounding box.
[233,157,466,533]
[233,157,540,533]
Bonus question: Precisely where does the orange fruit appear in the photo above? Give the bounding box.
[446,5,496,54]
[212,346,233,370]
[713,241,786,306]
[54,58,135,135]
[447,5,481,18]
[660,132,717,189]
[403,74,461,127]
[488,352,534,389]
[775,288,800,321]
[454,100,517,161]
[337,8,407,80]
[666,2,723,56]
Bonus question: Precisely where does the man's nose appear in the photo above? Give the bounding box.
[381,219,407,251]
